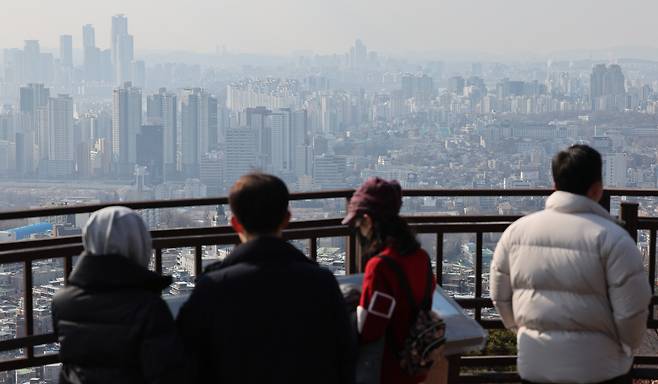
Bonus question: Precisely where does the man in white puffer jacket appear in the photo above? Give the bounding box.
[491,144,651,384]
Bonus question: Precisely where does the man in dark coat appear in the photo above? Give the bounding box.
[52,206,184,384]
[177,173,355,384]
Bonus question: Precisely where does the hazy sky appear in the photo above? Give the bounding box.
[2,0,656,56]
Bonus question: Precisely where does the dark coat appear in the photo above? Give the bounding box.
[52,254,185,384]
[177,236,356,384]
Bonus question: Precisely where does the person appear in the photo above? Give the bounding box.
[490,144,652,384]
[52,206,184,384]
[177,172,355,384]
[343,177,436,384]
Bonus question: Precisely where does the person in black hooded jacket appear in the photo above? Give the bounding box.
[52,206,184,384]
[177,173,356,384]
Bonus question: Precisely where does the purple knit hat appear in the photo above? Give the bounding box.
[342,178,403,225]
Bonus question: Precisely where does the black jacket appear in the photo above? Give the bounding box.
[52,254,185,384]
[177,236,356,384]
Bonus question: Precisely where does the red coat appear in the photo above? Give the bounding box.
[358,246,436,384]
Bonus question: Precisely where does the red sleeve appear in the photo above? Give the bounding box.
[358,257,396,343]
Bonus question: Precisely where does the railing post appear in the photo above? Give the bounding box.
[475,232,483,322]
[309,238,318,262]
[155,248,163,275]
[600,190,612,212]
[620,202,639,242]
[436,232,444,286]
[346,233,358,275]
[344,195,359,275]
[63,255,73,285]
[194,245,203,277]
[23,260,34,359]
[649,230,656,322]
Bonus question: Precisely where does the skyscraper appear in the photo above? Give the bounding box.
[59,35,73,68]
[246,106,272,168]
[603,65,625,96]
[401,74,434,103]
[19,84,50,114]
[181,89,201,177]
[23,40,41,83]
[147,88,177,177]
[590,64,606,105]
[208,95,219,147]
[82,24,100,81]
[44,94,74,176]
[132,61,146,89]
[291,109,309,177]
[269,108,309,176]
[313,154,347,189]
[590,64,626,111]
[19,84,50,164]
[111,14,133,85]
[136,125,164,185]
[350,39,368,69]
[48,95,74,161]
[112,82,142,174]
[225,127,258,187]
[3,48,24,90]
[200,151,223,196]
[270,109,292,173]
[180,88,218,177]
[82,24,95,49]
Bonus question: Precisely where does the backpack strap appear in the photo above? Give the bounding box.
[420,257,434,311]
[375,254,434,356]
[376,254,433,317]
[376,256,418,315]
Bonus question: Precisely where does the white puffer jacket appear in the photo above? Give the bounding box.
[491,191,651,383]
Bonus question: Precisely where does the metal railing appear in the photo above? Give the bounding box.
[1,188,658,381]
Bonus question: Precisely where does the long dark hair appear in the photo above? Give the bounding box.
[362,214,420,257]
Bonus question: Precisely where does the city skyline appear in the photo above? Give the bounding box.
[3,0,658,58]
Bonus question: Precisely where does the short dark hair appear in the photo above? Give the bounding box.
[551,144,603,195]
[229,173,290,234]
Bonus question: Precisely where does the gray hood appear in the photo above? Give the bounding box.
[82,206,152,268]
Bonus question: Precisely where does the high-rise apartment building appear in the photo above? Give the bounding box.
[401,74,434,103]
[147,88,177,177]
[313,154,347,189]
[270,109,291,173]
[350,39,368,69]
[82,24,95,49]
[591,64,626,111]
[59,35,73,68]
[604,153,628,187]
[136,125,164,185]
[111,14,134,85]
[180,88,217,177]
[291,109,308,176]
[200,151,223,196]
[270,108,308,175]
[112,82,142,174]
[38,94,75,177]
[18,84,50,167]
[246,106,272,168]
[47,95,74,162]
[23,40,41,84]
[224,128,258,187]
[19,84,50,114]
[82,24,102,81]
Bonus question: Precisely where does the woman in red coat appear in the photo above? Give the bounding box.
[342,178,436,384]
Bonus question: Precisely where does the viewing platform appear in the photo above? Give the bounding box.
[1,188,658,383]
